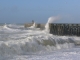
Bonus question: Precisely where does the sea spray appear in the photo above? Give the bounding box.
[3,23,12,30]
[0,23,79,60]
[45,16,61,33]
[30,22,36,28]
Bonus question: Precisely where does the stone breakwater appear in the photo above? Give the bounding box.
[24,23,80,36]
[24,23,45,29]
[49,23,80,36]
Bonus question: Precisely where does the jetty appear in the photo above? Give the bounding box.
[24,23,45,29]
[24,20,80,36]
[49,23,80,36]
[24,20,45,29]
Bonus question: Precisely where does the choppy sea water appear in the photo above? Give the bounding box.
[0,23,80,60]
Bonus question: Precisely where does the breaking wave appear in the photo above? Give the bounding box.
[0,23,79,57]
[0,18,80,59]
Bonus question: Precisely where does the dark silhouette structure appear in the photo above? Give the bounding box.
[49,23,80,36]
[32,20,34,24]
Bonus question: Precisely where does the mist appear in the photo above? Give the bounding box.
[47,16,61,23]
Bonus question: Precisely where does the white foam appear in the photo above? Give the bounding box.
[0,22,80,60]
[29,22,36,28]
[3,24,11,30]
[8,24,24,29]
[0,24,23,33]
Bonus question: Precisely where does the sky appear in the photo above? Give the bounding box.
[0,0,80,23]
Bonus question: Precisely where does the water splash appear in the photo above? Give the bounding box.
[45,16,60,33]
[0,22,79,60]
[30,22,36,28]
[3,23,11,30]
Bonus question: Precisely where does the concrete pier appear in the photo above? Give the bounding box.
[24,23,45,29]
[24,23,80,36]
[49,23,80,36]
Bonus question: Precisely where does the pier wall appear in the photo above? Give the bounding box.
[24,23,80,36]
[24,23,45,29]
[24,23,33,27]
[49,23,80,36]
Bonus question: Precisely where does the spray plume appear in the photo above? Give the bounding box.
[45,16,61,32]
[47,16,61,23]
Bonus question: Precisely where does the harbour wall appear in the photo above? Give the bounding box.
[24,23,45,29]
[49,23,80,36]
[24,23,80,36]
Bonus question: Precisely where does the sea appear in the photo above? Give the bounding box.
[0,22,80,60]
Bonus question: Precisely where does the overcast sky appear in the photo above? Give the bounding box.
[0,0,80,23]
